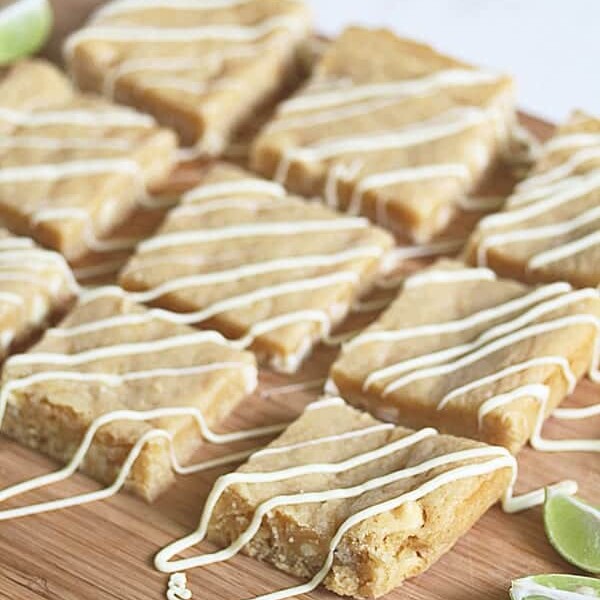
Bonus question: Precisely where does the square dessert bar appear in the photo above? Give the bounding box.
[119,163,394,372]
[65,0,312,152]
[251,26,516,242]
[0,229,77,359]
[207,398,513,599]
[466,111,600,288]
[330,260,600,454]
[0,290,257,501]
[0,60,176,261]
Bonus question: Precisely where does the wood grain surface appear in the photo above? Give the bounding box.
[0,5,597,600]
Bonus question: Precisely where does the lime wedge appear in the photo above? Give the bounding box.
[510,574,600,599]
[544,488,600,574]
[0,0,53,65]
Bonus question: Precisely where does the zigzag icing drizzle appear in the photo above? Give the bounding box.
[0,106,154,128]
[268,59,509,225]
[137,217,371,252]
[267,68,502,137]
[151,397,576,600]
[277,69,502,116]
[272,108,492,173]
[476,124,600,270]
[110,178,389,368]
[345,271,600,452]
[65,0,307,146]
[0,102,170,257]
[65,14,304,56]
[0,158,140,184]
[0,293,287,521]
[0,386,577,600]
[93,0,257,19]
[0,274,590,600]
[101,47,262,99]
[0,173,388,532]
[0,238,78,350]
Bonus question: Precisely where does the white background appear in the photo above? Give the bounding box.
[306,0,599,123]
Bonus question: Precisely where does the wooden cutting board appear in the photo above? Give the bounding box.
[0,5,598,600]
[0,113,598,600]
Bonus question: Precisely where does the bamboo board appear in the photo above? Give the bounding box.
[0,4,598,597]
[0,113,598,600]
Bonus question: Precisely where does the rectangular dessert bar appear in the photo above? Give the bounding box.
[119,163,394,372]
[251,26,516,242]
[207,398,513,599]
[0,289,257,501]
[466,110,600,288]
[0,229,77,359]
[64,0,312,153]
[0,59,176,260]
[330,260,600,454]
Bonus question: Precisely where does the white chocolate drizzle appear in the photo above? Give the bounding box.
[477,202,600,271]
[0,107,155,128]
[278,69,502,115]
[182,179,285,203]
[519,147,600,191]
[152,397,577,600]
[347,282,571,351]
[123,247,382,302]
[274,106,493,185]
[343,163,471,223]
[167,572,191,600]
[267,69,502,136]
[93,0,255,19]
[0,298,295,521]
[0,135,134,151]
[65,14,305,58]
[0,248,79,294]
[107,174,390,369]
[0,102,168,260]
[266,60,510,232]
[343,273,599,453]
[137,217,370,252]
[403,266,497,289]
[475,120,600,275]
[102,47,261,100]
[543,132,600,155]
[48,281,358,371]
[0,158,140,184]
[0,243,78,342]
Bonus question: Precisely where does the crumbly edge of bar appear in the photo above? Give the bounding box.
[1,364,255,501]
[208,464,510,598]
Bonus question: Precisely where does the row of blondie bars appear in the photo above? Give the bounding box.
[0,0,598,598]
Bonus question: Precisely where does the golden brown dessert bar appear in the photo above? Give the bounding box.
[466,111,600,288]
[0,229,77,359]
[119,163,394,372]
[0,59,176,261]
[64,0,312,153]
[0,290,257,501]
[207,398,512,599]
[251,26,516,242]
[330,260,600,454]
